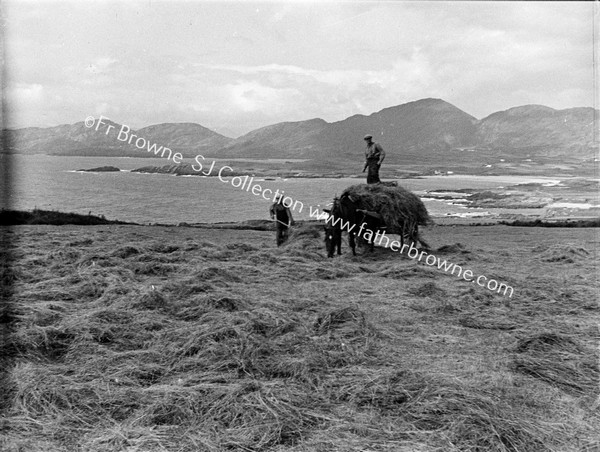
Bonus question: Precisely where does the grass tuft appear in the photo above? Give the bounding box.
[533,243,591,263]
[512,333,599,396]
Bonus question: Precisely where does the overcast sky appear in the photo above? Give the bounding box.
[3,1,596,137]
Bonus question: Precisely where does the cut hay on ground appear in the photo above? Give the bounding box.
[3,225,600,451]
[532,244,591,263]
[313,306,370,338]
[512,332,599,396]
[326,368,554,452]
[341,183,431,234]
[279,223,326,259]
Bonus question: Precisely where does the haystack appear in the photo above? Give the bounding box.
[341,183,431,234]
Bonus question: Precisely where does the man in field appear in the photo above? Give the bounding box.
[362,134,385,184]
[269,196,294,246]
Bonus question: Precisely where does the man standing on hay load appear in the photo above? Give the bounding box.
[362,134,385,184]
[269,196,294,246]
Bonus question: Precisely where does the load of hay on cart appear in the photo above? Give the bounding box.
[324,182,431,257]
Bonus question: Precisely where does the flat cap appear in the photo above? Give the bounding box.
[363,134,373,140]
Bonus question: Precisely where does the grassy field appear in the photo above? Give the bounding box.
[1,222,598,451]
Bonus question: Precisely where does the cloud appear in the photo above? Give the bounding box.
[85,57,118,74]
[94,102,119,116]
[197,54,433,95]
[6,83,45,112]
[226,80,302,113]
[192,52,436,122]
[225,32,254,46]
[2,1,593,135]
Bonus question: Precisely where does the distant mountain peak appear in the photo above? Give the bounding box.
[4,98,595,161]
[235,117,328,141]
[408,97,445,105]
[374,98,475,120]
[504,105,556,114]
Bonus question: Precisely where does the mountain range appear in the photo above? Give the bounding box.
[2,120,231,158]
[3,99,597,164]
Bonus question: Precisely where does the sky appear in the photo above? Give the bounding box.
[3,1,597,137]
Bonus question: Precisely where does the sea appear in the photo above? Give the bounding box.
[4,154,573,224]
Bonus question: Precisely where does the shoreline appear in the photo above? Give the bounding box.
[78,166,598,180]
[1,209,598,229]
[8,153,598,179]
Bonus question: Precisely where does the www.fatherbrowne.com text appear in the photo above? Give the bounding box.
[325,213,514,298]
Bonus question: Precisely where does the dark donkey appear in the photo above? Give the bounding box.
[325,195,385,257]
[325,193,430,257]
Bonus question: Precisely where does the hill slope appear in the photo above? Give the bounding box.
[213,118,329,158]
[4,121,233,158]
[475,105,597,157]
[136,122,232,155]
[318,98,479,160]
[214,98,478,161]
